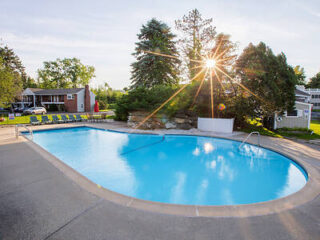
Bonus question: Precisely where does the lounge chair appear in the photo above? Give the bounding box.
[68,114,76,122]
[61,115,72,123]
[41,115,52,124]
[52,115,64,124]
[30,116,40,125]
[75,114,84,122]
[86,113,94,122]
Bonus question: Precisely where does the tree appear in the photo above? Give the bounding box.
[0,45,33,88]
[130,18,180,89]
[167,33,238,118]
[306,72,320,88]
[25,76,38,88]
[38,58,95,89]
[175,9,216,80]
[235,42,297,120]
[294,65,306,85]
[0,57,22,107]
[92,83,124,110]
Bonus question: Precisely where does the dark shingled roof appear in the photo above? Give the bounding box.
[295,89,310,96]
[31,88,84,95]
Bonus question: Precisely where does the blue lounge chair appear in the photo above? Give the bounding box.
[75,114,84,122]
[41,115,52,124]
[52,115,63,124]
[30,116,40,125]
[68,114,76,122]
[61,115,72,123]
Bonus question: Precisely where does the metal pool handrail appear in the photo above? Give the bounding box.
[239,131,260,149]
[15,124,33,140]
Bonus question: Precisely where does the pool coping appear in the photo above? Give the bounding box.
[20,124,320,218]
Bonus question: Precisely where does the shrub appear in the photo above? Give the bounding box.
[115,85,177,121]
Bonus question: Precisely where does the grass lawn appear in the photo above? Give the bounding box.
[310,120,320,135]
[0,113,115,125]
[0,114,87,125]
[244,119,320,140]
[99,109,114,112]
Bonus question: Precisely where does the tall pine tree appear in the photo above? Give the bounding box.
[175,9,216,80]
[130,18,180,88]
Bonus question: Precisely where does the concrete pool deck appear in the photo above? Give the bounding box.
[1,122,320,239]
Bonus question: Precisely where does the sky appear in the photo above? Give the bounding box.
[1,0,319,89]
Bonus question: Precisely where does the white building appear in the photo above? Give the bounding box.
[296,86,320,110]
[274,86,312,129]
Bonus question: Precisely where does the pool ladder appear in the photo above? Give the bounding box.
[239,131,260,149]
[15,124,33,140]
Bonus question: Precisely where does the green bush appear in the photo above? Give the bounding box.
[98,100,107,110]
[108,103,117,110]
[115,85,177,121]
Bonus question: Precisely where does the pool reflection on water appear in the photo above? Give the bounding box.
[28,127,307,206]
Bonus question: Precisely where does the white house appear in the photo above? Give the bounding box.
[274,87,312,129]
[297,85,320,110]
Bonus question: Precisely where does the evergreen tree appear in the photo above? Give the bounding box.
[175,9,216,80]
[130,18,180,89]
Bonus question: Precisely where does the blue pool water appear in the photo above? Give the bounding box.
[26,127,308,205]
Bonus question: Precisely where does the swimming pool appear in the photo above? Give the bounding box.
[26,126,308,206]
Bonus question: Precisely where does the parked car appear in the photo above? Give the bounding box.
[13,105,30,113]
[13,103,30,113]
[23,107,47,115]
[0,107,11,115]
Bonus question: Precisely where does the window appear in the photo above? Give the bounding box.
[67,94,74,100]
[81,104,84,108]
[286,109,303,117]
[287,110,297,116]
[312,95,315,98]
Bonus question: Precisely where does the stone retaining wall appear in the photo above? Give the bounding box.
[127,111,197,130]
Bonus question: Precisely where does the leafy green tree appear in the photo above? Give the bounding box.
[294,65,306,85]
[92,86,108,110]
[235,42,297,121]
[38,58,95,89]
[130,18,180,89]
[0,57,22,107]
[0,45,34,88]
[92,83,124,110]
[306,72,320,88]
[175,9,216,80]
[25,76,38,88]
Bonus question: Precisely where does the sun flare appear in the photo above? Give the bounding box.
[133,46,262,130]
[205,59,216,68]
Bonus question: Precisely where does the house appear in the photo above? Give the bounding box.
[296,85,320,110]
[274,86,312,129]
[20,85,95,112]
